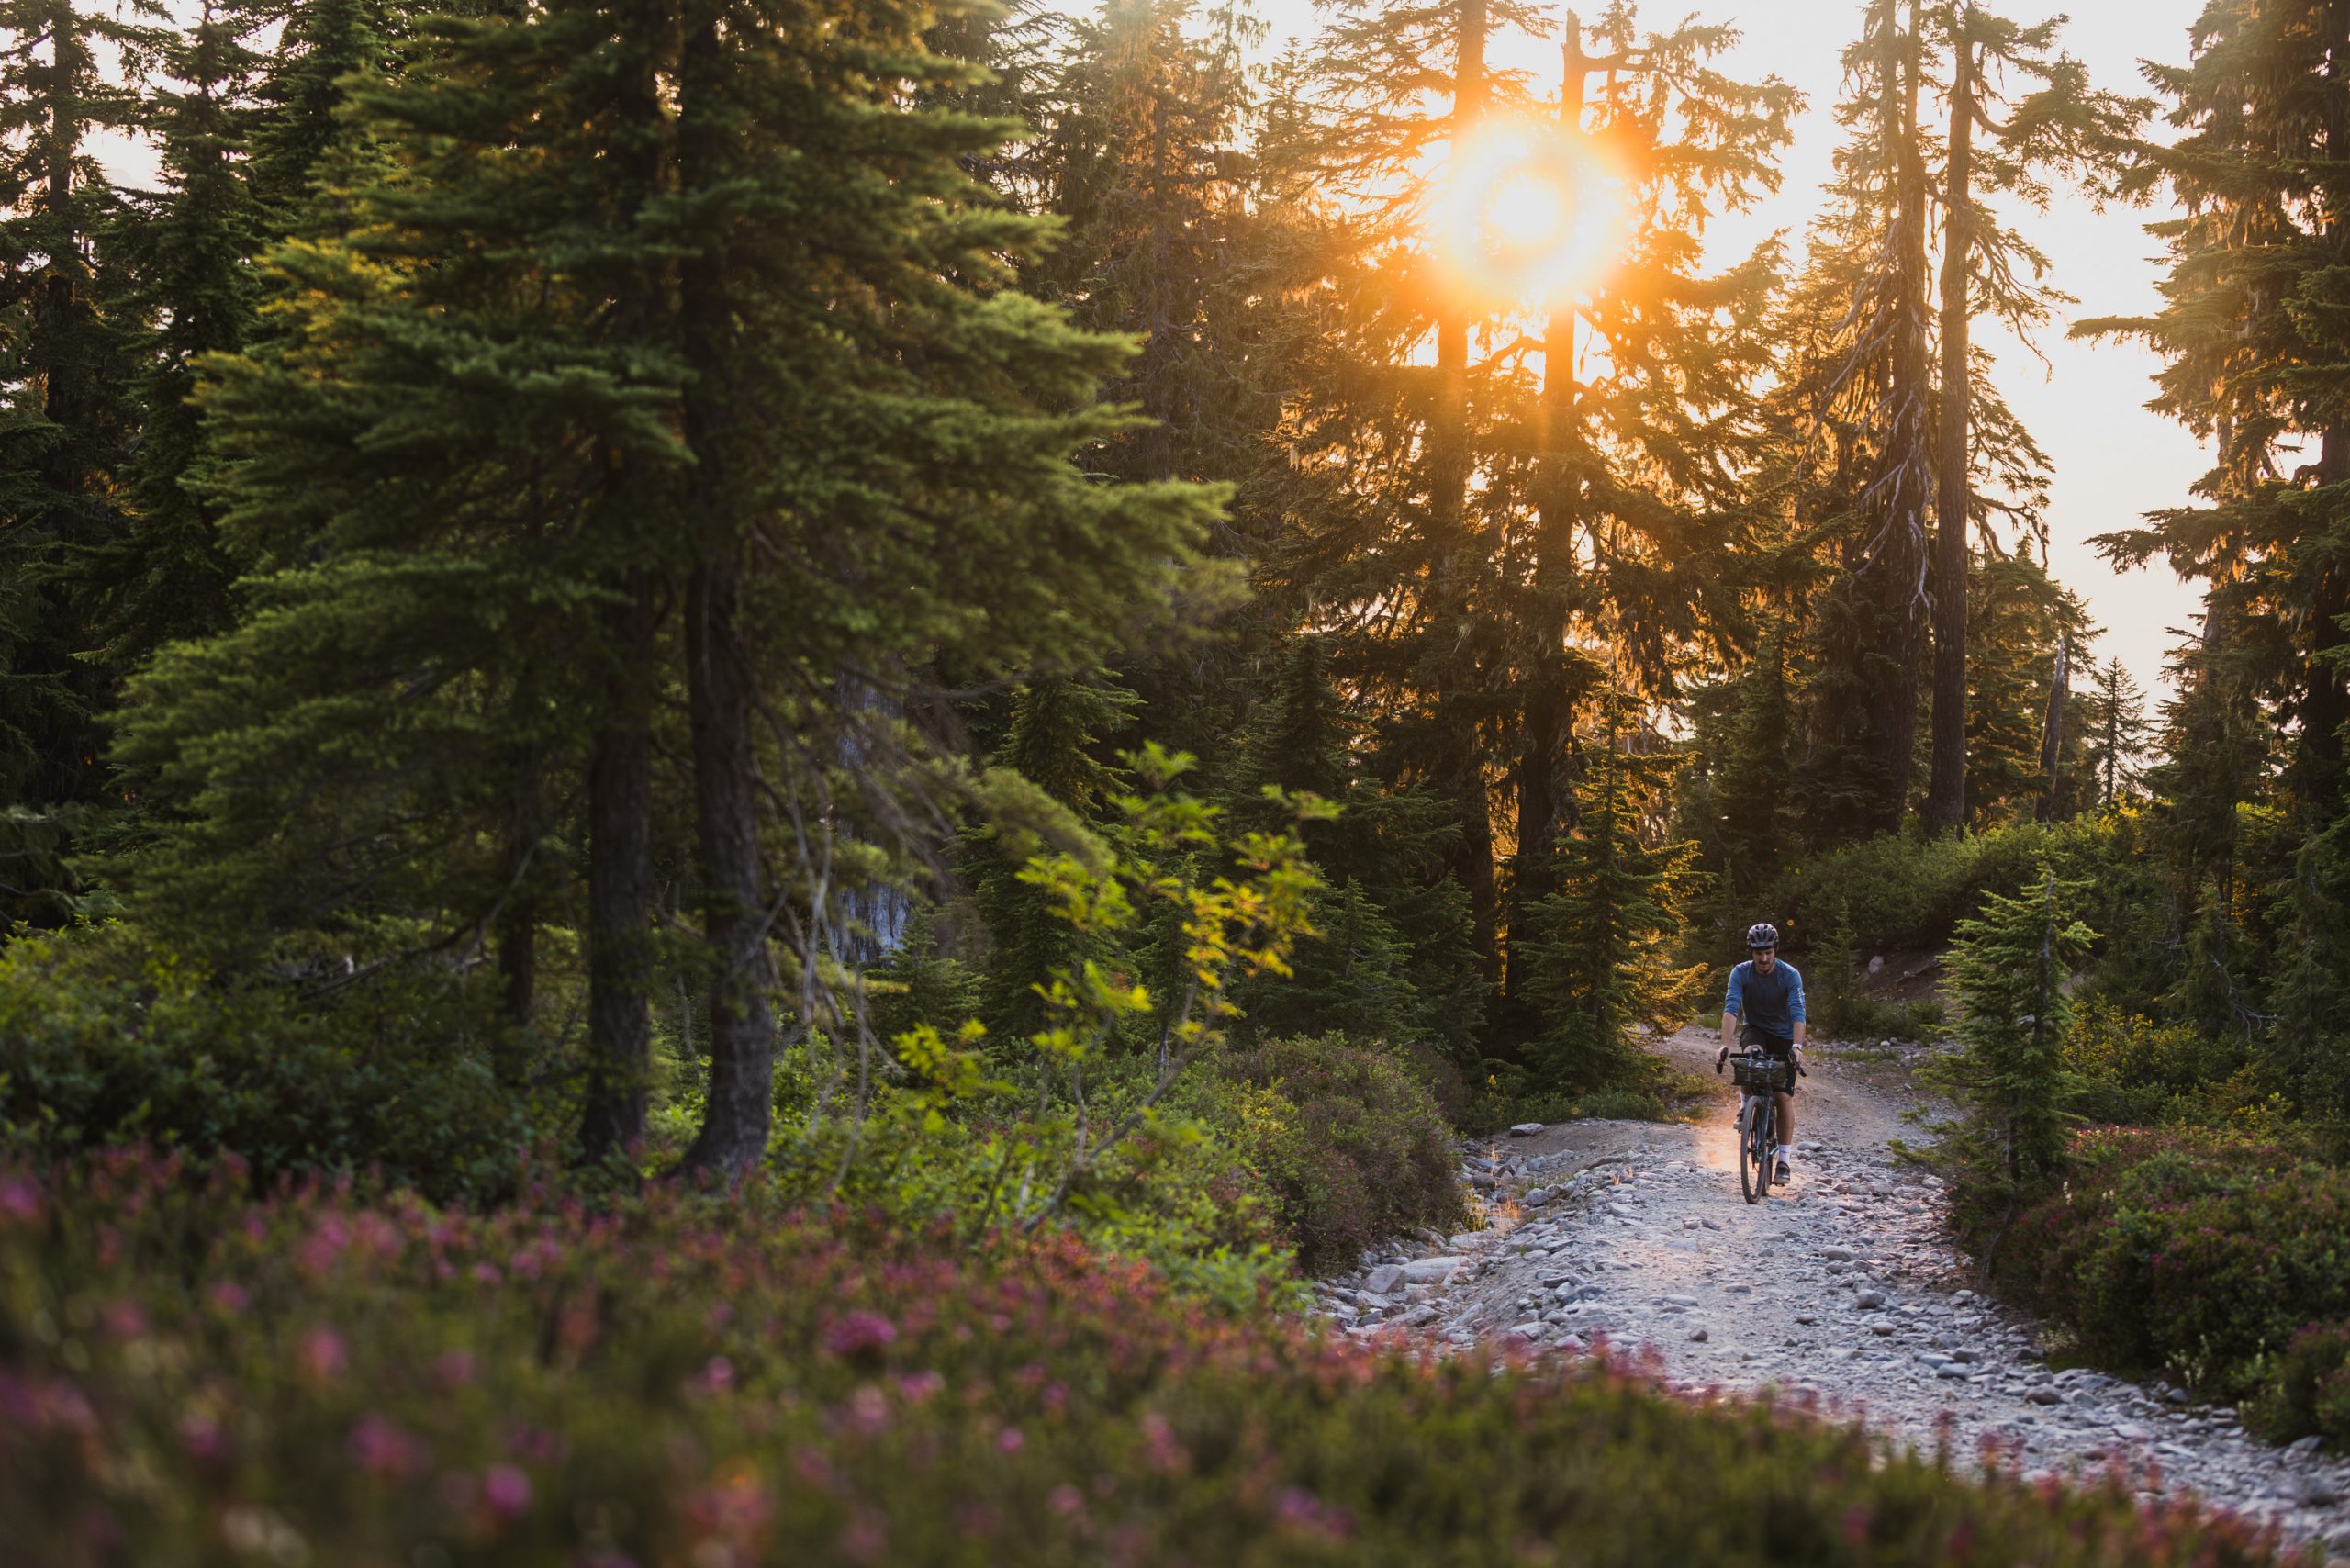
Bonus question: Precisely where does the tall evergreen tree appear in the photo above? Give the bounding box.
[1502,7,1795,1014]
[2078,655,2151,810]
[2087,0,2350,831]
[661,0,1219,1175]
[1920,3,2140,832]
[0,0,167,868]
[89,2,269,673]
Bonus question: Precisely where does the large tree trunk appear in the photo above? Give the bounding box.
[579,577,657,1161]
[1863,0,1932,833]
[1505,17,1602,1009]
[1922,29,1976,834]
[677,10,781,1180]
[679,553,779,1178]
[2036,631,2070,823]
[1427,0,1498,980]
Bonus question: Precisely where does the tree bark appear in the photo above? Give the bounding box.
[579,576,657,1161]
[1429,0,1498,980]
[2036,631,2069,823]
[1923,23,1976,834]
[677,13,780,1181]
[1863,0,1932,833]
[1505,17,1600,1007]
[679,552,779,1178]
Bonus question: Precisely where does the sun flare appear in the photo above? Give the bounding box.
[1429,121,1628,306]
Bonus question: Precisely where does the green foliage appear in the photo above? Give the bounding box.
[0,928,544,1201]
[1996,1127,2350,1435]
[1515,715,1707,1092]
[0,1156,2292,1567]
[1916,866,2096,1248]
[2061,997,2236,1126]
[2249,1325,2350,1450]
[1218,1034,1467,1275]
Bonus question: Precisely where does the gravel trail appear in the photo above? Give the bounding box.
[1315,1026,2350,1562]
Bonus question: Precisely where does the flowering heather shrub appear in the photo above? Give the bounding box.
[1997,1127,2350,1431]
[0,1150,2292,1566]
[1219,1034,1465,1273]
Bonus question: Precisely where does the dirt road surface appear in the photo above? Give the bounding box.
[1313,1026,2349,1562]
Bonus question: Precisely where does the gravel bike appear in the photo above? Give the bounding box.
[1718,1048,1803,1204]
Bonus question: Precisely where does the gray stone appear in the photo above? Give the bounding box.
[1689,1328,1709,1342]
[2027,1388,2064,1406]
[1508,1320,1545,1339]
[1363,1264,1405,1295]
[1403,1256,1467,1284]
[1509,1123,1546,1137]
[1524,1188,1552,1207]
[2288,1435,2325,1458]
[1854,1289,1887,1309]
[1822,1245,1856,1262]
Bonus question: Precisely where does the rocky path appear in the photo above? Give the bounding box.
[1315,1026,2350,1562]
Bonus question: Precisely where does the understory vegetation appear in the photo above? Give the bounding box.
[0,1154,2291,1568]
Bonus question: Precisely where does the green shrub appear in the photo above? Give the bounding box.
[2248,1325,2350,1448]
[0,1154,2290,1566]
[2062,998,2226,1126]
[1220,1034,1465,1273]
[0,928,547,1202]
[1996,1126,2350,1423]
[1471,1056,1709,1129]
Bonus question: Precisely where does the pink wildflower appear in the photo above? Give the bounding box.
[482,1464,532,1518]
[1049,1484,1084,1517]
[996,1426,1024,1455]
[0,1176,40,1226]
[822,1312,897,1362]
[298,1327,347,1383]
[698,1355,735,1395]
[347,1414,431,1479]
[178,1412,227,1463]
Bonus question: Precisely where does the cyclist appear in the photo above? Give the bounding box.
[1715,922,1806,1183]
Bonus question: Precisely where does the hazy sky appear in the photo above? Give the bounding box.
[1051,0,2211,698]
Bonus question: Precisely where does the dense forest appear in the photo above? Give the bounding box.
[6,0,2350,1560]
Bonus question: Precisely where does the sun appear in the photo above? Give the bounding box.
[1429,120,1629,307]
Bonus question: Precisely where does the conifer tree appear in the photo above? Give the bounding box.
[2086,0,2350,829]
[1920,3,2139,833]
[118,0,694,1155]
[661,0,1218,1175]
[2079,655,2150,810]
[1516,694,1705,1090]
[88,3,268,672]
[0,0,166,849]
[1504,7,1796,1002]
[1926,865,2094,1256]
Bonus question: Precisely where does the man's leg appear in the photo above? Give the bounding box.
[1776,1091,1795,1148]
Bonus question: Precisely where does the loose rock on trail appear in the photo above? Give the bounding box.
[1313,1025,2350,1562]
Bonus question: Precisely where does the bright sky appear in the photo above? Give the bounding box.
[1049,0,2210,699]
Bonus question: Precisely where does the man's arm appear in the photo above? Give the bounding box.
[1718,964,1743,1062]
[1787,965,1807,1056]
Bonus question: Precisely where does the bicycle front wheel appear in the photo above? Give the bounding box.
[1740,1099,1768,1204]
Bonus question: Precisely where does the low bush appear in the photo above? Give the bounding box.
[0,928,547,1203]
[1995,1126,2350,1439]
[0,1152,2290,1566]
[2061,998,2235,1126]
[1472,1055,1711,1130]
[1218,1034,1465,1273]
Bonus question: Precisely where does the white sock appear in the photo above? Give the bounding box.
[1775,1145,1793,1162]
